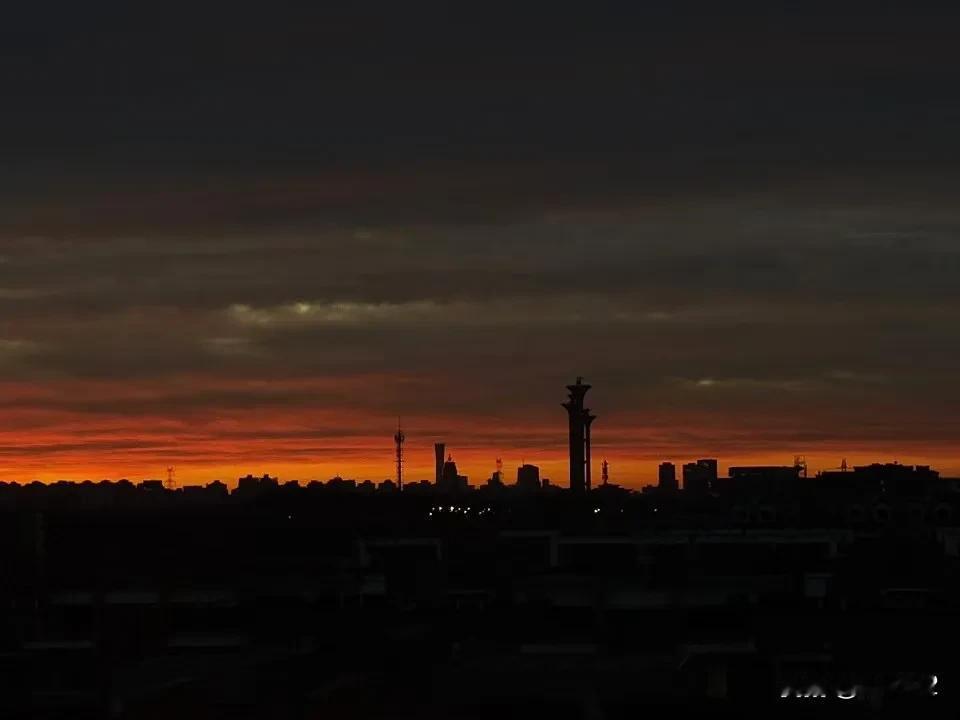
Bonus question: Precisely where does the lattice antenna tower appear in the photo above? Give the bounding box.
[394,418,405,491]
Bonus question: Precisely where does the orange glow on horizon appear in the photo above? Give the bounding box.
[6,440,960,490]
[1,375,958,488]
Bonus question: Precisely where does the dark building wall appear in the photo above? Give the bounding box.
[723,466,801,496]
[435,443,445,486]
[697,459,718,483]
[516,464,541,492]
[683,459,718,494]
[817,463,940,497]
[441,458,458,489]
[658,462,678,492]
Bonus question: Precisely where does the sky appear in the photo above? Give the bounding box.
[2,4,960,486]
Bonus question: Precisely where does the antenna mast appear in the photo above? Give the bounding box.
[394,419,405,491]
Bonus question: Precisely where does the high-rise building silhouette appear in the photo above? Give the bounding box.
[434,443,445,486]
[658,462,678,491]
[562,377,595,495]
[488,457,505,487]
[516,463,541,492]
[683,458,717,494]
[698,458,718,483]
[439,453,468,492]
[441,454,458,487]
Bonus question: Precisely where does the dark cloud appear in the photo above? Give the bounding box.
[1,3,959,480]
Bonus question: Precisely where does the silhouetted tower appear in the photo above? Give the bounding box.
[793,455,808,479]
[562,377,595,495]
[434,443,445,486]
[165,466,176,490]
[584,411,595,491]
[601,458,609,486]
[496,457,503,483]
[394,419,405,491]
[840,458,848,472]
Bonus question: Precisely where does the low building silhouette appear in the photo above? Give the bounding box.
[234,473,279,498]
[720,465,802,496]
[817,462,940,497]
[325,475,357,492]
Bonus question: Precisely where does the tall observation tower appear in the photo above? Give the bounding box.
[562,377,595,495]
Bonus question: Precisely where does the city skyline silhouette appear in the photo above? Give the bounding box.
[3,376,959,717]
[1,371,956,487]
[3,3,960,717]
[0,376,954,496]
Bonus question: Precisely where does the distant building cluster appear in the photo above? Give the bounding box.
[0,379,954,506]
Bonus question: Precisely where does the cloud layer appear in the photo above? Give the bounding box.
[1,4,959,483]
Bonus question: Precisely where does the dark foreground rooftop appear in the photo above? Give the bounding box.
[2,469,960,718]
